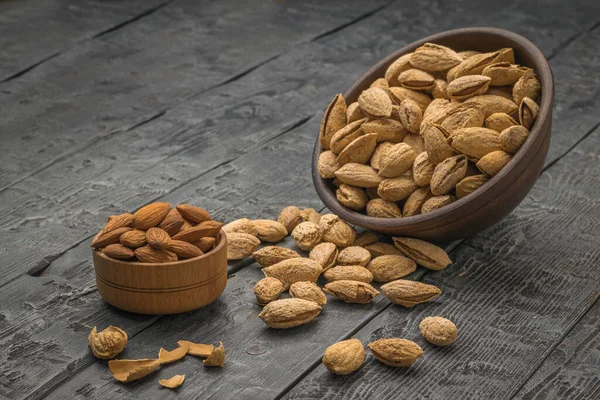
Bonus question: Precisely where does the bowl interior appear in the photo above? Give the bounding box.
[313,27,554,236]
[94,231,226,267]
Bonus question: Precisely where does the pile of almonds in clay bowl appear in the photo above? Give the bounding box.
[317,43,541,218]
[91,202,223,263]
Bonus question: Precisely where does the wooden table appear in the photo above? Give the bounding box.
[1,0,599,399]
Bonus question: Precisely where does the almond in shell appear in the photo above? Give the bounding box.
[324,265,374,283]
[421,195,455,213]
[291,222,323,251]
[335,163,383,188]
[226,232,260,260]
[447,127,502,161]
[222,218,258,236]
[254,220,288,243]
[456,175,489,199]
[378,143,416,178]
[367,255,417,283]
[253,246,301,268]
[377,176,418,202]
[500,125,529,154]
[358,87,392,118]
[289,281,327,306]
[381,279,442,307]
[330,118,367,155]
[392,237,451,271]
[309,242,338,272]
[336,184,368,211]
[403,187,432,217]
[365,242,403,258]
[485,112,518,132]
[366,199,402,218]
[278,206,303,233]
[254,277,284,305]
[513,70,541,104]
[412,152,436,187]
[323,280,380,304]
[336,246,371,267]
[476,150,512,176]
[410,43,462,72]
[362,119,408,143]
[420,316,457,346]
[320,94,348,150]
[262,258,322,290]
[368,338,423,367]
[318,214,356,248]
[259,298,322,329]
[430,155,468,195]
[322,339,365,375]
[446,75,491,101]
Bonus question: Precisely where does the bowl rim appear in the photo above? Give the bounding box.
[93,230,227,267]
[312,27,554,232]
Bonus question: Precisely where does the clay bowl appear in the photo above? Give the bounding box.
[313,27,554,242]
[92,231,227,315]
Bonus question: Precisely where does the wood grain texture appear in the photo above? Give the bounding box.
[0,0,391,190]
[514,296,600,400]
[283,126,600,399]
[0,0,170,82]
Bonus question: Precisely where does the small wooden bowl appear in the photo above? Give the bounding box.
[92,231,227,315]
[312,27,554,241]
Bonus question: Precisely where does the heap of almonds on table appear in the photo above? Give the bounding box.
[224,204,456,375]
[318,43,541,218]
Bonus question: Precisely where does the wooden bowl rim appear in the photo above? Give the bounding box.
[94,230,227,267]
[312,27,554,232]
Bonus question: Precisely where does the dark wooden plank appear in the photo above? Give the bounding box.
[2,0,599,288]
[514,296,600,400]
[0,0,170,82]
[281,127,600,399]
[0,0,391,190]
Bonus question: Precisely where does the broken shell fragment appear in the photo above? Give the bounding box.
[203,341,225,367]
[159,374,185,389]
[88,325,128,359]
[177,340,214,358]
[158,343,189,364]
[108,358,161,383]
